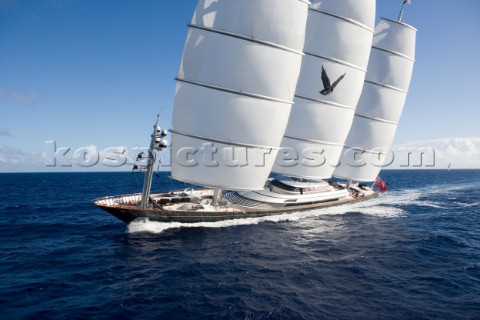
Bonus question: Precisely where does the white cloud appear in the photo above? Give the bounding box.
[0,145,135,172]
[0,128,11,136]
[0,89,37,106]
[0,146,45,172]
[392,137,480,169]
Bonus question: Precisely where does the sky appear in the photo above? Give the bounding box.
[0,0,479,172]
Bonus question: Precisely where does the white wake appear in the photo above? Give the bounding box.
[127,181,478,234]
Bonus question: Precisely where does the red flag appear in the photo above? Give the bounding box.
[374,176,388,193]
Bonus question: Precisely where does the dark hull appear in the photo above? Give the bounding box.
[97,193,378,224]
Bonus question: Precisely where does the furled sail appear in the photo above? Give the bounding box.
[170,0,310,190]
[333,18,417,181]
[272,0,376,180]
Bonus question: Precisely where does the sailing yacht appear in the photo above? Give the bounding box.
[95,0,416,224]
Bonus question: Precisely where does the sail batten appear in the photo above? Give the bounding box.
[303,52,368,72]
[381,17,418,31]
[175,78,295,104]
[188,24,305,56]
[171,0,309,190]
[309,9,374,32]
[354,114,399,125]
[293,95,356,110]
[283,135,345,146]
[372,46,415,61]
[364,80,409,93]
[273,0,376,180]
[171,130,282,150]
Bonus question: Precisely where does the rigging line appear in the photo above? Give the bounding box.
[158,106,165,119]
[155,157,161,178]
[132,169,141,191]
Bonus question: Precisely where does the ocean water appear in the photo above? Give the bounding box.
[0,170,479,319]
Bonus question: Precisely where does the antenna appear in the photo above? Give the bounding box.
[139,115,169,209]
[398,0,411,22]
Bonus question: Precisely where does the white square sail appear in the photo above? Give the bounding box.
[170,0,310,190]
[334,18,417,182]
[273,0,376,180]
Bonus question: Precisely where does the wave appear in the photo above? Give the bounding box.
[127,213,306,234]
[454,202,480,208]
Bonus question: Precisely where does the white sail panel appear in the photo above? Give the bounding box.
[171,0,309,190]
[334,19,417,182]
[366,49,414,92]
[335,149,391,182]
[173,82,291,148]
[373,18,416,59]
[273,0,375,180]
[177,27,303,103]
[276,138,345,179]
[344,117,398,152]
[281,95,356,147]
[312,0,376,27]
[191,0,309,52]
[306,2,375,68]
[354,82,407,122]
[295,57,370,108]
[171,133,278,191]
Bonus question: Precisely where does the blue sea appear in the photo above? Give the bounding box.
[1,170,479,319]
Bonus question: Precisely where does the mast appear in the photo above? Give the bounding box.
[346,180,352,189]
[398,0,411,22]
[139,115,168,209]
[212,188,221,206]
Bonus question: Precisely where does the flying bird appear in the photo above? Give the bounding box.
[320,66,346,96]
